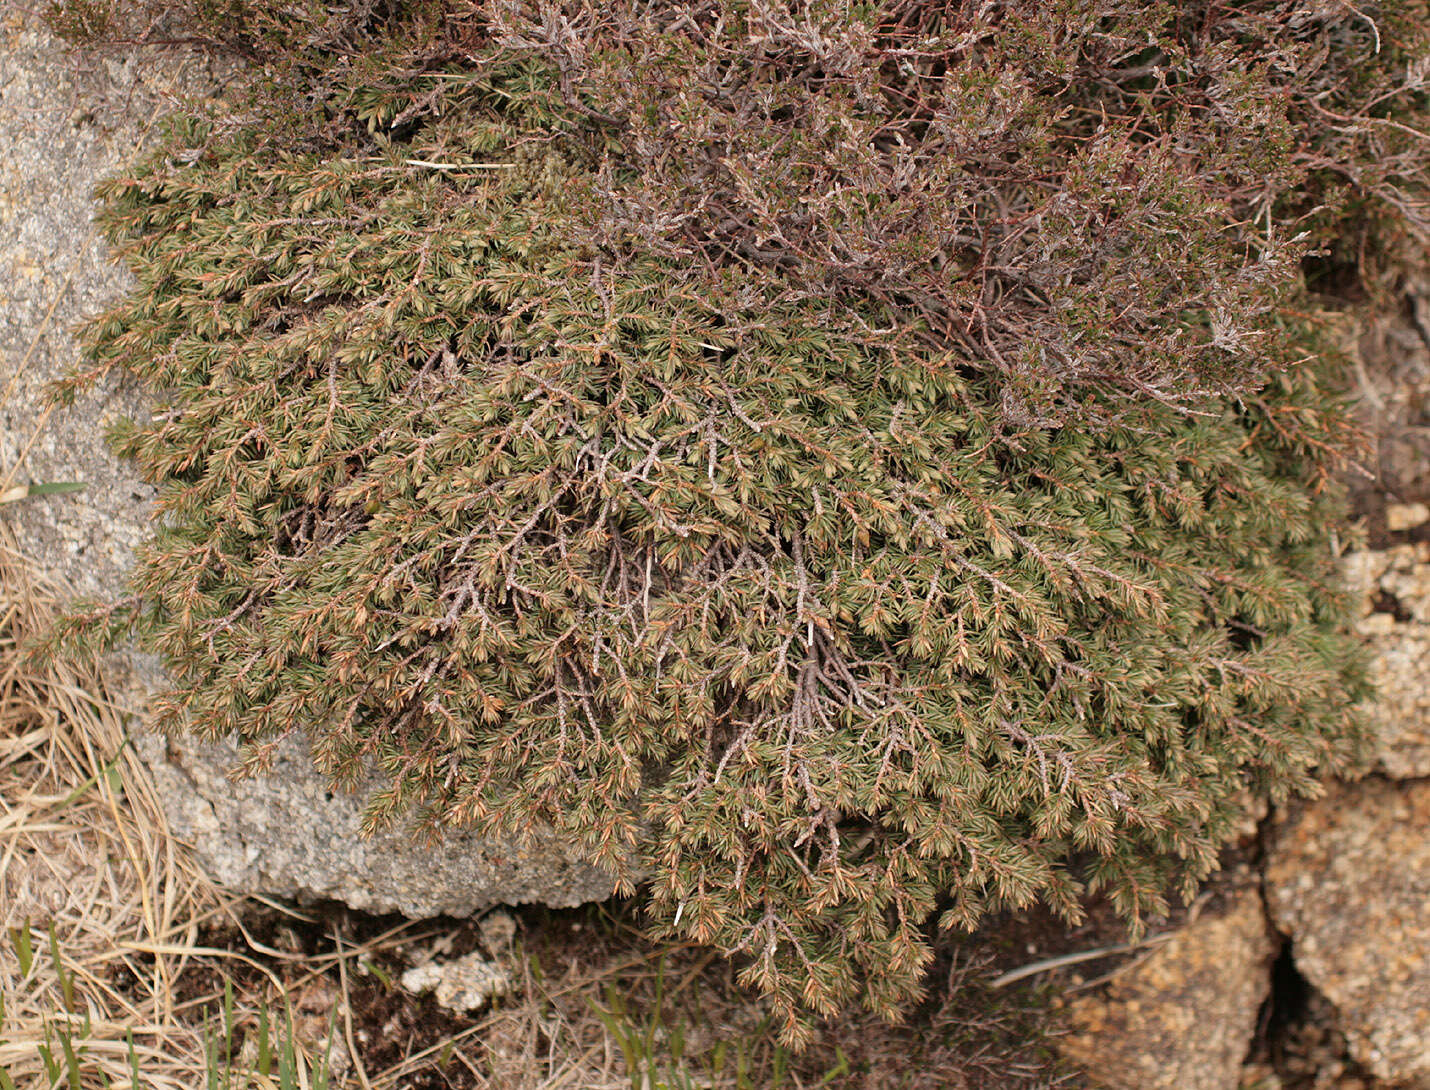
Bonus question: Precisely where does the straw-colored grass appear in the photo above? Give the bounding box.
[1,519,203,1086]
[0,524,351,1088]
[3,525,212,1085]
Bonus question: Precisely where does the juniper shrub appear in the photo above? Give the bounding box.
[46,0,1429,1040]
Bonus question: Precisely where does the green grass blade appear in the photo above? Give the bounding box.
[256,1003,272,1078]
[222,977,236,1090]
[48,924,76,1013]
[50,740,132,815]
[58,1025,83,1090]
[25,481,86,496]
[10,924,33,979]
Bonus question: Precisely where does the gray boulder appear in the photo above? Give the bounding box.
[0,14,613,917]
[137,729,612,916]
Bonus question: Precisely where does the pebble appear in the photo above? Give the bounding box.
[1385,502,1430,532]
[400,950,512,1015]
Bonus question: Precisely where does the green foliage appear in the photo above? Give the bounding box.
[47,0,1426,1043]
[595,957,850,1089]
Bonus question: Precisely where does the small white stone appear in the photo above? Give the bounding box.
[400,951,512,1015]
[1385,502,1430,532]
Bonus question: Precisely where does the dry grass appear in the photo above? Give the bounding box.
[0,519,225,1087]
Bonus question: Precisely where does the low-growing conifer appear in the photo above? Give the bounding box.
[46,0,1429,1039]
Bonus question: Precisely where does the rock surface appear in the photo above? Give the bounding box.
[1343,270,1430,532]
[1385,502,1430,533]
[0,14,192,598]
[0,14,613,917]
[1344,546,1430,778]
[1058,878,1277,1090]
[137,730,614,915]
[1265,777,1430,1086]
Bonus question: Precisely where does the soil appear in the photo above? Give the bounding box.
[151,848,1281,1089]
[167,896,1078,1090]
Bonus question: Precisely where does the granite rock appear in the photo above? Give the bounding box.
[1265,777,1430,1086]
[135,727,613,915]
[400,951,512,1015]
[1344,546,1430,777]
[1058,878,1277,1090]
[0,13,613,918]
[1385,502,1430,533]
